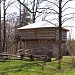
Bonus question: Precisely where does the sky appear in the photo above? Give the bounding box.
[1,0,75,39]
[62,0,75,39]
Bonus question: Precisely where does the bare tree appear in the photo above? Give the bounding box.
[2,0,16,52]
[67,33,75,67]
[4,12,18,54]
[46,0,74,69]
[0,0,2,53]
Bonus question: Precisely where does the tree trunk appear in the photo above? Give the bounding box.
[0,0,2,53]
[3,0,6,52]
[58,0,62,69]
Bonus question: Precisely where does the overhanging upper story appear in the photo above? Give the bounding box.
[17,21,69,41]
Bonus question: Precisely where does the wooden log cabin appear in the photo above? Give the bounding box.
[17,21,69,57]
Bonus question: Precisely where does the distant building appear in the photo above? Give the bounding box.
[17,21,69,57]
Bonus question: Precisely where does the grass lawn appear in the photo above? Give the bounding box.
[0,56,75,75]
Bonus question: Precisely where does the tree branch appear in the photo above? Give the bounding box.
[62,0,72,8]
[62,7,75,12]
[5,1,16,10]
[62,13,75,17]
[62,17,75,24]
[43,20,57,26]
[47,0,59,8]
[17,0,32,13]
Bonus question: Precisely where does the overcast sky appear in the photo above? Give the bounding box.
[1,0,75,39]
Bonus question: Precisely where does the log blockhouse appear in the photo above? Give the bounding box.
[17,21,69,57]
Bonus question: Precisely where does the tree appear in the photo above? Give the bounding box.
[0,0,2,53]
[21,7,31,26]
[47,0,74,69]
[3,12,18,54]
[67,36,75,67]
[2,0,16,52]
[18,3,31,27]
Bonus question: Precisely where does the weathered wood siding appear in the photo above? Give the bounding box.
[22,39,67,57]
[25,39,58,57]
[37,28,55,39]
[20,28,67,41]
[20,28,56,39]
[20,29,34,39]
[55,29,67,41]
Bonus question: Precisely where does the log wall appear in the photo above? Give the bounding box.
[20,28,67,41]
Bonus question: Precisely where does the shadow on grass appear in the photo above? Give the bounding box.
[0,61,43,75]
[1,59,73,75]
[0,72,8,75]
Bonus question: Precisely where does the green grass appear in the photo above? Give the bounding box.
[0,56,75,75]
